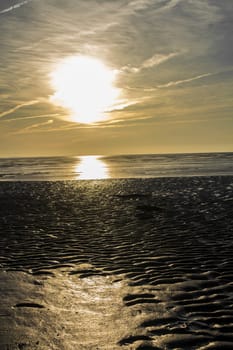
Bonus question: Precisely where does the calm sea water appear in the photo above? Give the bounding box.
[0,153,232,181]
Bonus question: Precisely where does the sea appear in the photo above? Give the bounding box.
[0,152,232,181]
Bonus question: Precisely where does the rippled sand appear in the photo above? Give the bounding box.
[0,177,233,349]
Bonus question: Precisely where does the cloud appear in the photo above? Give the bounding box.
[123,68,233,92]
[158,72,213,88]
[3,113,62,122]
[127,0,184,14]
[0,100,39,119]
[0,0,35,14]
[127,0,154,11]
[157,68,233,88]
[12,119,54,134]
[123,52,180,73]
[142,52,179,69]
[161,0,182,10]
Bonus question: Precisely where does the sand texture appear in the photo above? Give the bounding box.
[0,177,233,349]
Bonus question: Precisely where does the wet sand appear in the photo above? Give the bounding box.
[0,177,233,349]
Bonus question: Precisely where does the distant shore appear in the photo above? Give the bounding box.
[0,177,233,349]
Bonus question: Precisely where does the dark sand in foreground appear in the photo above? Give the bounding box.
[0,177,233,349]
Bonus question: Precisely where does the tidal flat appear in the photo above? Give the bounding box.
[0,177,233,349]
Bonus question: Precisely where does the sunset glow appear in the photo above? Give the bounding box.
[1,0,232,156]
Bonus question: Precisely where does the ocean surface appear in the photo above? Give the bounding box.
[0,152,232,181]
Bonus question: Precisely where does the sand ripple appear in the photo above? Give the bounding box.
[0,177,233,349]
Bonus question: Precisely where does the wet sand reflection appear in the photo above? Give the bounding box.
[74,156,109,180]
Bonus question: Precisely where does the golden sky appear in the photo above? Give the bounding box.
[0,0,233,156]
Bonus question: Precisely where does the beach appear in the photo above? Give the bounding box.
[0,176,233,349]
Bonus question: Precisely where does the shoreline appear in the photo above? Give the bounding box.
[0,173,233,182]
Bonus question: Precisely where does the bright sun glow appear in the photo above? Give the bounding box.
[75,156,109,179]
[50,56,119,124]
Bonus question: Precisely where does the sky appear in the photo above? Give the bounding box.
[0,0,233,157]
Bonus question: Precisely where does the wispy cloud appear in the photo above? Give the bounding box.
[123,52,180,73]
[157,72,214,88]
[125,69,233,91]
[12,119,54,134]
[3,113,62,123]
[159,0,182,11]
[0,100,39,119]
[141,52,179,69]
[0,0,35,15]
[127,0,154,11]
[26,115,154,132]
[127,0,183,13]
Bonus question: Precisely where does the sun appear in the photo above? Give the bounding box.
[50,56,119,124]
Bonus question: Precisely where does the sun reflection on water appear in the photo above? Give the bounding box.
[75,156,109,180]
